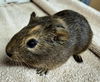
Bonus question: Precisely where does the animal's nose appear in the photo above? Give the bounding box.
[6,52,12,57]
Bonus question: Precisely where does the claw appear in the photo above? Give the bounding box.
[73,55,83,63]
[36,68,48,76]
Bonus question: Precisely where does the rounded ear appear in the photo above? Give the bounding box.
[54,27,69,42]
[31,12,36,17]
[28,12,36,25]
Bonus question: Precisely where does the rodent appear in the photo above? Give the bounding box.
[6,10,93,76]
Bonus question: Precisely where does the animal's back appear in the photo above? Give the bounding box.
[56,10,93,55]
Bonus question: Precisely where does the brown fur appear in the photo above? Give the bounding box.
[6,10,93,75]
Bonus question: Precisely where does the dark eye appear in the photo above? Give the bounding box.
[53,36,58,41]
[27,39,38,48]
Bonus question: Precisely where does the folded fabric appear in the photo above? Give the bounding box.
[0,1,100,82]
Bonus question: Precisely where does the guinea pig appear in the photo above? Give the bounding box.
[6,10,93,75]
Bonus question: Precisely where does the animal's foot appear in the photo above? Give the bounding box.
[73,55,83,63]
[36,68,48,76]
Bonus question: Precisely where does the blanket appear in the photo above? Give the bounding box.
[0,1,100,82]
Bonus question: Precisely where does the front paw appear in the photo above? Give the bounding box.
[36,68,48,76]
[73,55,83,63]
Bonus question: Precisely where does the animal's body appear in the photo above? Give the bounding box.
[6,10,93,75]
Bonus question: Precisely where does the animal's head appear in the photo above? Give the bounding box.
[6,11,69,66]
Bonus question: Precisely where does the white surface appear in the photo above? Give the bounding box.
[0,0,29,5]
[0,0,5,5]
[6,0,30,3]
[0,1,100,82]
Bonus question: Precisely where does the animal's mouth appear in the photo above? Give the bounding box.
[6,48,23,63]
[6,53,22,63]
[8,56,19,62]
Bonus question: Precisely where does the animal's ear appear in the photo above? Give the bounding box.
[31,12,36,17]
[28,12,36,25]
[54,26,69,44]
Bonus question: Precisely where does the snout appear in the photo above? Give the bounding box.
[6,48,13,57]
[6,44,13,57]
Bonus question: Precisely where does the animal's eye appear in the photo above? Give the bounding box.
[27,39,38,48]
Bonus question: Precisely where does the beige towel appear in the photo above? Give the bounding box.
[0,1,100,82]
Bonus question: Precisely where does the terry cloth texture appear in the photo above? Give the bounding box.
[0,1,100,82]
